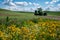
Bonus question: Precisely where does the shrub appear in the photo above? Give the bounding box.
[44,12,47,16]
[34,10,38,15]
[5,16,9,26]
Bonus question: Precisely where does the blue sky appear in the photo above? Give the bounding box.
[0,0,60,11]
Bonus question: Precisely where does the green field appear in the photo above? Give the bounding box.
[0,9,60,40]
[0,9,60,18]
[46,11,60,16]
[0,9,60,24]
[0,9,60,26]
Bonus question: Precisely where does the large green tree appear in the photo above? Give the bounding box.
[37,8,43,15]
[37,8,42,12]
[34,10,38,15]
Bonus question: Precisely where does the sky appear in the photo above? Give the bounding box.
[0,0,60,12]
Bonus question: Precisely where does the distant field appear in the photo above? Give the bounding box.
[0,9,60,20]
[46,11,60,16]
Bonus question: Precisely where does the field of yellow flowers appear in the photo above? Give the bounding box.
[0,18,60,40]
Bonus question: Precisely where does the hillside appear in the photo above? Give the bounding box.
[45,11,60,16]
[0,8,60,20]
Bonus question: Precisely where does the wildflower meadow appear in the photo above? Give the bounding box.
[0,17,60,40]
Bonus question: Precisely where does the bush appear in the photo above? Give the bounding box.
[34,10,38,15]
[38,11,43,16]
[44,12,47,16]
[5,16,9,26]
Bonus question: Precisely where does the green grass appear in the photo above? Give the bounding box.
[45,11,60,16]
[0,9,60,20]
[0,9,37,20]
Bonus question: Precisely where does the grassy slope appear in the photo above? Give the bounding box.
[0,9,37,21]
[0,9,60,24]
[0,9,60,20]
[45,11,60,16]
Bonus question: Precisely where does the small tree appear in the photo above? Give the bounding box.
[34,10,38,15]
[44,12,47,16]
[38,8,42,12]
[37,8,43,15]
[5,16,9,26]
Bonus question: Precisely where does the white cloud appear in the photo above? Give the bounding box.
[45,2,49,4]
[0,0,60,11]
[1,0,41,11]
[15,2,28,6]
[44,0,60,11]
[29,2,32,5]
[44,4,58,11]
[32,3,41,8]
[2,0,16,6]
[57,4,60,11]
[45,5,60,11]
[45,0,60,5]
[50,0,59,4]
[15,2,41,7]
[14,2,41,11]
[33,3,40,6]
[58,4,60,7]
[9,2,16,6]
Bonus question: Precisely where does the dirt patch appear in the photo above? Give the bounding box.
[40,16,60,20]
[0,13,21,16]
